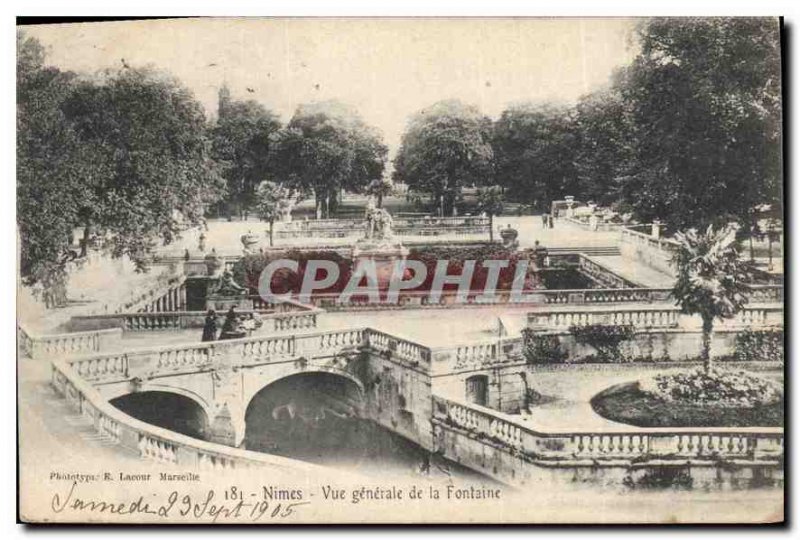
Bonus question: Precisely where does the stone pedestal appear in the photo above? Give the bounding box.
[352,242,409,290]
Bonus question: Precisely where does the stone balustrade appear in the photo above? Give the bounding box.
[528,306,682,329]
[576,255,641,288]
[50,358,331,472]
[563,216,625,232]
[274,216,490,239]
[433,395,784,463]
[272,311,318,332]
[121,273,186,314]
[307,285,779,310]
[365,330,432,368]
[18,325,123,360]
[450,342,500,367]
[746,285,784,303]
[67,352,130,382]
[64,327,437,387]
[620,226,680,253]
[528,304,783,330]
[70,304,321,334]
[138,282,186,313]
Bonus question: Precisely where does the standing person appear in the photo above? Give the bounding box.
[219,306,245,340]
[542,213,548,229]
[201,309,218,342]
[548,214,554,229]
[533,241,548,269]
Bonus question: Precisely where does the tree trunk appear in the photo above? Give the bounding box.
[701,315,714,373]
[268,220,274,247]
[519,372,530,413]
[79,225,90,257]
[377,192,383,208]
[489,214,494,242]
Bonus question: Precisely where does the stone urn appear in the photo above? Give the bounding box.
[204,251,223,277]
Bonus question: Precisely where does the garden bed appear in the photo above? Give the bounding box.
[590,381,783,428]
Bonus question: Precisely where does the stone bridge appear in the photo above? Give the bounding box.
[61,328,440,450]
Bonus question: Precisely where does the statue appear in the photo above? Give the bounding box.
[353,206,408,289]
[363,206,395,244]
[241,230,259,254]
[210,269,247,297]
[500,224,519,249]
[204,248,222,276]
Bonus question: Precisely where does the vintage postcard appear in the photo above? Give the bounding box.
[17,17,784,524]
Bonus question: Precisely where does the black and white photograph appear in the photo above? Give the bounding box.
[15,15,784,524]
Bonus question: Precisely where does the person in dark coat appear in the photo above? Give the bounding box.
[201,309,218,342]
[219,307,245,340]
[548,214,554,228]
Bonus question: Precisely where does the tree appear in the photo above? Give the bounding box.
[492,103,579,211]
[394,100,494,216]
[60,66,225,270]
[211,87,282,219]
[267,101,387,219]
[671,225,753,372]
[573,88,635,206]
[476,185,505,242]
[615,18,782,231]
[255,180,294,246]
[17,32,101,300]
[366,177,393,208]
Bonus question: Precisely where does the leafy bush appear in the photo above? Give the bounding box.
[639,368,782,407]
[735,329,784,363]
[624,467,693,490]
[569,324,635,362]
[521,329,566,364]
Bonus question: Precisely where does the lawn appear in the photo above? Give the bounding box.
[590,382,783,428]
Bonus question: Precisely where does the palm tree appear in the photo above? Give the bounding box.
[671,225,753,373]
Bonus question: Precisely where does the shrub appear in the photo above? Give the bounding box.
[521,329,566,364]
[735,329,784,363]
[623,467,693,490]
[639,367,782,407]
[569,324,635,363]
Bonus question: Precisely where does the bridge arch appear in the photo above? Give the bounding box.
[240,366,365,413]
[242,369,366,454]
[108,387,211,440]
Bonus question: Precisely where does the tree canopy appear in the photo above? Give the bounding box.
[267,100,387,218]
[211,88,282,218]
[61,67,225,266]
[18,32,225,294]
[492,103,578,212]
[17,32,88,293]
[615,17,782,230]
[393,100,494,216]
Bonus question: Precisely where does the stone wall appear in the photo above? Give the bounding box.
[433,423,784,490]
[619,228,677,276]
[362,350,434,450]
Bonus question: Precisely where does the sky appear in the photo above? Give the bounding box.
[25,17,639,154]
